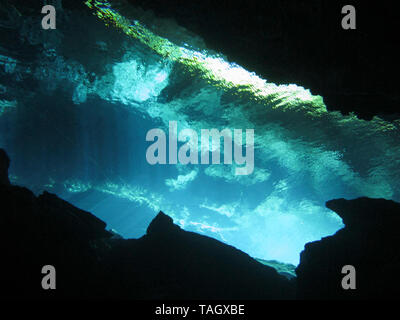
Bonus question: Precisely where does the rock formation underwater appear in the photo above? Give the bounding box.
[1,149,400,299]
[0,1,399,299]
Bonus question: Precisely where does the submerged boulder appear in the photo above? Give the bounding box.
[296,197,400,299]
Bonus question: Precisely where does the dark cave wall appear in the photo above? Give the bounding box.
[2,149,400,299]
[296,198,400,300]
[129,0,400,120]
[6,0,400,119]
[0,149,295,299]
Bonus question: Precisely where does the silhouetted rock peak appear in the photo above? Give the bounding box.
[146,211,181,235]
[0,148,10,185]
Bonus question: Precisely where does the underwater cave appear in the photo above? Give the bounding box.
[1,0,399,271]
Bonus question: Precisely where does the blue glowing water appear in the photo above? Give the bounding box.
[0,2,399,265]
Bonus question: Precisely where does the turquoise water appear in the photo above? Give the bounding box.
[0,1,399,265]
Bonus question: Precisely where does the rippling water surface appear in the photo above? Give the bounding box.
[0,0,399,264]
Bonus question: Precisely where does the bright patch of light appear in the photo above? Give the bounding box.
[85,0,329,116]
[111,59,170,103]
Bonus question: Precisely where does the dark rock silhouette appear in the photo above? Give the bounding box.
[104,211,295,299]
[2,148,400,299]
[146,211,181,235]
[296,197,400,300]
[6,1,400,121]
[0,149,10,185]
[128,0,400,121]
[0,150,294,299]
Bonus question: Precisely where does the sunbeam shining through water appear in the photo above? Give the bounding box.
[0,0,399,265]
